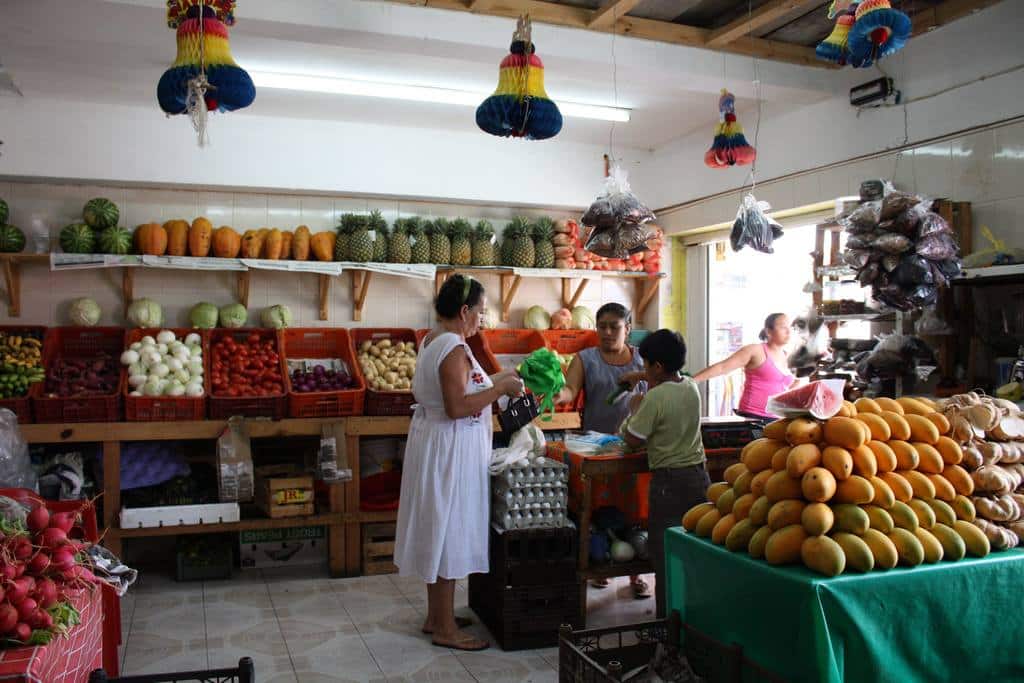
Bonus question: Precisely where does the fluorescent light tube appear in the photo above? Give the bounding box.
[250,71,630,123]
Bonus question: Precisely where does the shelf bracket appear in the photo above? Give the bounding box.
[350,270,373,321]
[318,274,331,321]
[500,273,522,322]
[121,268,134,317]
[634,278,659,320]
[434,270,451,297]
[2,259,20,317]
[561,277,588,310]
[236,271,250,308]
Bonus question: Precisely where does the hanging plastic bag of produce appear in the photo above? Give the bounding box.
[0,409,36,490]
[580,166,656,259]
[730,194,783,254]
[915,307,953,336]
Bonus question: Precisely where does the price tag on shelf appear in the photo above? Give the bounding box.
[50,253,141,270]
[141,255,247,271]
[241,259,342,275]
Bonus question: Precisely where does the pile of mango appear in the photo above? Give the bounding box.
[683,396,992,577]
[0,332,44,399]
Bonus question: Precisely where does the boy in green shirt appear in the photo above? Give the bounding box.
[619,329,708,617]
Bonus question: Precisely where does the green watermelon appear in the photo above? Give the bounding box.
[0,225,25,253]
[0,199,8,225]
[60,223,96,254]
[82,198,119,230]
[98,226,132,255]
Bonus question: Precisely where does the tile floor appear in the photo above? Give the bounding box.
[118,569,656,682]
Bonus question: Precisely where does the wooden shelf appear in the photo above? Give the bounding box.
[952,264,1024,287]
[118,512,345,538]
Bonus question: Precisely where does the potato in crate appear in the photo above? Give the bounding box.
[352,328,418,415]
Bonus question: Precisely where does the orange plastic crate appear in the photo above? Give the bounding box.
[416,328,500,376]
[283,328,366,418]
[207,328,288,420]
[123,328,210,422]
[479,329,547,360]
[0,325,46,424]
[32,327,124,423]
[352,328,417,416]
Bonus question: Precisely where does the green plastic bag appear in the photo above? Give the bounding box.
[516,348,565,418]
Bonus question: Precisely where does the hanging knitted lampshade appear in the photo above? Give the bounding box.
[816,7,856,65]
[848,0,911,66]
[157,0,255,117]
[704,89,756,168]
[476,15,562,140]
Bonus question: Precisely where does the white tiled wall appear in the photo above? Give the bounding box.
[0,181,654,330]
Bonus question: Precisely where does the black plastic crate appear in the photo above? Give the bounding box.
[470,575,581,651]
[488,525,577,586]
[89,657,254,682]
[175,535,233,582]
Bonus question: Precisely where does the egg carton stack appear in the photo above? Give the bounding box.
[492,457,569,530]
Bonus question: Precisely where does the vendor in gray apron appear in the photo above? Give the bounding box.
[555,302,650,600]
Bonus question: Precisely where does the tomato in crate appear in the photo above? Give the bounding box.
[208,329,287,419]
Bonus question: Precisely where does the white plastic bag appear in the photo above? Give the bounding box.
[0,409,36,491]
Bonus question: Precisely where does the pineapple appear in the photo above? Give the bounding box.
[532,217,555,269]
[471,220,496,267]
[370,210,389,263]
[503,216,535,268]
[427,218,451,265]
[389,218,412,264]
[348,214,373,263]
[409,218,431,264]
[450,218,473,266]
[334,213,356,261]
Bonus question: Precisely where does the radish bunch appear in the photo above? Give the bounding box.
[0,503,99,646]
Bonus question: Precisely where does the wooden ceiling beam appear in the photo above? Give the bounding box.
[909,0,1003,37]
[706,1,825,48]
[588,0,646,29]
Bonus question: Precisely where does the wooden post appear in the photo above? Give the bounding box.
[318,274,331,321]
[102,441,122,557]
[122,268,134,317]
[2,259,19,317]
[236,271,250,307]
[344,433,362,575]
[635,278,658,319]
[500,273,522,322]
[351,270,372,322]
[562,278,589,310]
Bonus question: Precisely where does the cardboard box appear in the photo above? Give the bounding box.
[239,525,327,569]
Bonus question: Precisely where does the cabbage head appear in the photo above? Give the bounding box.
[571,305,595,330]
[127,298,162,327]
[260,304,292,329]
[68,298,101,326]
[523,305,550,330]
[219,303,248,328]
[190,302,219,329]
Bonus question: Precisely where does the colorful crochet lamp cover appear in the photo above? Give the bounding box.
[476,16,562,140]
[704,89,756,168]
[157,0,255,115]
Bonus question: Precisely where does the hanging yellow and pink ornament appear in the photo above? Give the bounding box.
[704,89,756,168]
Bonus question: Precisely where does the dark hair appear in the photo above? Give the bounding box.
[435,275,484,319]
[638,329,686,375]
[595,302,631,325]
[759,313,786,342]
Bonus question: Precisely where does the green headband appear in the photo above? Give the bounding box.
[462,276,475,305]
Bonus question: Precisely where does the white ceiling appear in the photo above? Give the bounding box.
[0,0,842,150]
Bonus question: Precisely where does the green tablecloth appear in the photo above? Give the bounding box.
[665,528,1024,683]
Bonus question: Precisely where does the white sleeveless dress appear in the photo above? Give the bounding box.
[393,332,493,582]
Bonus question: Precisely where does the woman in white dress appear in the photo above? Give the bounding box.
[394,274,525,651]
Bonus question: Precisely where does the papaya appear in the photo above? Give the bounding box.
[935,436,963,466]
[763,419,790,441]
[748,525,773,559]
[724,463,747,486]
[786,418,822,446]
[771,447,791,472]
[953,520,990,557]
[263,228,284,260]
[824,417,866,450]
[908,499,936,529]
[868,476,896,509]
[292,225,311,261]
[832,532,874,572]
[765,471,804,503]
[801,468,837,503]
[925,412,951,436]
[888,527,925,566]
[855,413,891,441]
[764,525,808,565]
[880,472,914,503]
[837,400,857,418]
[879,411,912,441]
[711,513,737,545]
[280,230,293,260]
[241,230,264,258]
[801,503,834,536]
[832,475,874,505]
[786,444,822,479]
[801,536,846,577]
[750,470,774,498]
[682,502,715,531]
[867,441,898,473]
[951,495,976,522]
[889,441,919,470]
[189,217,213,257]
[874,397,904,414]
[716,488,737,515]
[135,222,168,256]
[930,523,966,561]
[862,528,899,569]
[942,465,974,496]
[912,442,945,474]
[694,508,722,538]
[767,500,807,531]
[821,446,853,481]
[748,496,771,526]
[905,414,940,445]
[899,470,937,500]
[851,445,878,478]
[707,482,730,504]
[725,518,760,552]
[854,397,882,414]
[914,527,944,563]
[213,226,241,258]
[925,499,956,527]
[164,219,189,256]
[889,500,920,532]
[731,493,756,520]
[863,504,895,533]
[310,231,336,261]
[733,470,755,497]
[832,504,870,535]
[926,474,956,502]
[742,438,784,473]
[896,397,933,415]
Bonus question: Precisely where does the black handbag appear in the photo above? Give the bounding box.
[496,393,540,435]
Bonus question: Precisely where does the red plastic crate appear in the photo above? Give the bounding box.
[416,328,500,376]
[480,329,547,361]
[282,328,365,418]
[207,328,288,420]
[0,325,46,424]
[123,328,210,422]
[351,328,417,416]
[31,327,124,423]
[540,330,598,412]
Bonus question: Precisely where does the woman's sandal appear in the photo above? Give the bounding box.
[421,616,474,635]
[431,633,490,651]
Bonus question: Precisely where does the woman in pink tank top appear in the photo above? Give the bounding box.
[694,313,796,418]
